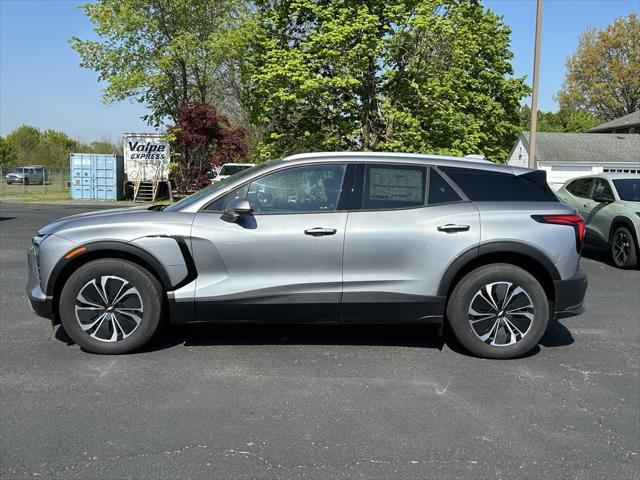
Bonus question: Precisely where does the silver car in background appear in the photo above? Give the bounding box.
[6,165,45,185]
[27,152,588,358]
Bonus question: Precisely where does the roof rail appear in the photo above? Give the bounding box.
[282,151,492,163]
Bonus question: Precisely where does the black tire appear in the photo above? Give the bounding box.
[59,259,163,354]
[610,225,637,269]
[23,178,29,185]
[446,264,549,359]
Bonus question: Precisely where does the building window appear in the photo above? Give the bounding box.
[604,168,640,174]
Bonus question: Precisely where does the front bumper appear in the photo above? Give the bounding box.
[26,245,55,321]
[553,269,588,320]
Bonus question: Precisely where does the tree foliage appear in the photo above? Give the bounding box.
[167,102,247,193]
[70,0,251,127]
[519,105,599,133]
[557,13,640,121]
[73,0,529,164]
[246,0,528,161]
[3,125,120,168]
[0,137,17,166]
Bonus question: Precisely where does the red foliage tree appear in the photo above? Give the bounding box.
[168,102,247,193]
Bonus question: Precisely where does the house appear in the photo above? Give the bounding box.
[507,113,640,191]
[587,110,640,134]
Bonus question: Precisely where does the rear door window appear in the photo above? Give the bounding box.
[439,167,557,202]
[362,164,426,210]
[591,179,614,199]
[566,178,593,198]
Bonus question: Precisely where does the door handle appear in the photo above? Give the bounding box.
[304,227,337,236]
[437,224,470,233]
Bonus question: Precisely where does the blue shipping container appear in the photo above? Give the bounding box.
[70,154,124,200]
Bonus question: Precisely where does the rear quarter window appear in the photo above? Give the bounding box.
[440,167,557,202]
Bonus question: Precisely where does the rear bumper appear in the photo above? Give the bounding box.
[553,269,588,320]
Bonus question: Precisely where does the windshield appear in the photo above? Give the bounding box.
[219,164,252,176]
[613,178,640,202]
[164,162,270,212]
[10,168,26,174]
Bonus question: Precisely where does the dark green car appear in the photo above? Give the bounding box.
[557,173,640,268]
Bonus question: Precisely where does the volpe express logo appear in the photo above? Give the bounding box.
[127,141,168,160]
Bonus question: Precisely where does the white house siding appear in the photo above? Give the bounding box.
[507,139,529,168]
[537,163,594,191]
[538,162,640,191]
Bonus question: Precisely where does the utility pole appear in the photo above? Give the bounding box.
[529,0,543,169]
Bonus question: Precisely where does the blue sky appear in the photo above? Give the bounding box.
[1,0,638,142]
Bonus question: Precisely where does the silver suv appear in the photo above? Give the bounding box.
[6,165,44,185]
[27,152,588,358]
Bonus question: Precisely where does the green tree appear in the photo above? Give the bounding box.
[246,0,528,161]
[70,0,251,127]
[558,13,640,120]
[5,125,42,165]
[87,141,121,155]
[519,105,599,133]
[3,126,110,167]
[33,130,81,167]
[0,137,17,166]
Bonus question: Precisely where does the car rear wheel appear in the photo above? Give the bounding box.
[611,226,637,269]
[447,264,549,359]
[59,259,163,354]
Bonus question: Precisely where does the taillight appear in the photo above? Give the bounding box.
[532,214,585,253]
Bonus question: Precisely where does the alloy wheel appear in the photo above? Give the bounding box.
[468,281,534,347]
[74,276,144,342]
[613,231,630,266]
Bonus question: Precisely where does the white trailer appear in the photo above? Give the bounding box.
[122,132,170,183]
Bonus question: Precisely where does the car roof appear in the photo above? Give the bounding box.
[565,172,639,182]
[277,151,532,175]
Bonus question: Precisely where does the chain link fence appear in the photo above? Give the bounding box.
[0,165,70,200]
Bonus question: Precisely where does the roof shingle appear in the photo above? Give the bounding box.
[587,111,640,132]
[520,131,640,164]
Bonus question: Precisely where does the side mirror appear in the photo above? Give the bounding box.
[206,169,216,180]
[593,193,614,203]
[221,197,252,222]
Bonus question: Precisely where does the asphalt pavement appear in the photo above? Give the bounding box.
[1,203,638,479]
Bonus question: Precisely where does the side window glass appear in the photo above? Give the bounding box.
[567,179,592,198]
[362,164,426,210]
[428,169,462,205]
[247,164,346,214]
[591,179,613,198]
[206,185,249,211]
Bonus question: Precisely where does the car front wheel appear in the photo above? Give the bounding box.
[611,225,637,269]
[59,259,163,354]
[446,264,549,359]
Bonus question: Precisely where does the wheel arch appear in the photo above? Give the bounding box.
[47,241,174,323]
[609,216,638,246]
[438,242,560,309]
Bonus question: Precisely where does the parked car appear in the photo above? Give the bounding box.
[212,163,255,183]
[556,173,640,269]
[5,165,44,185]
[28,152,588,358]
